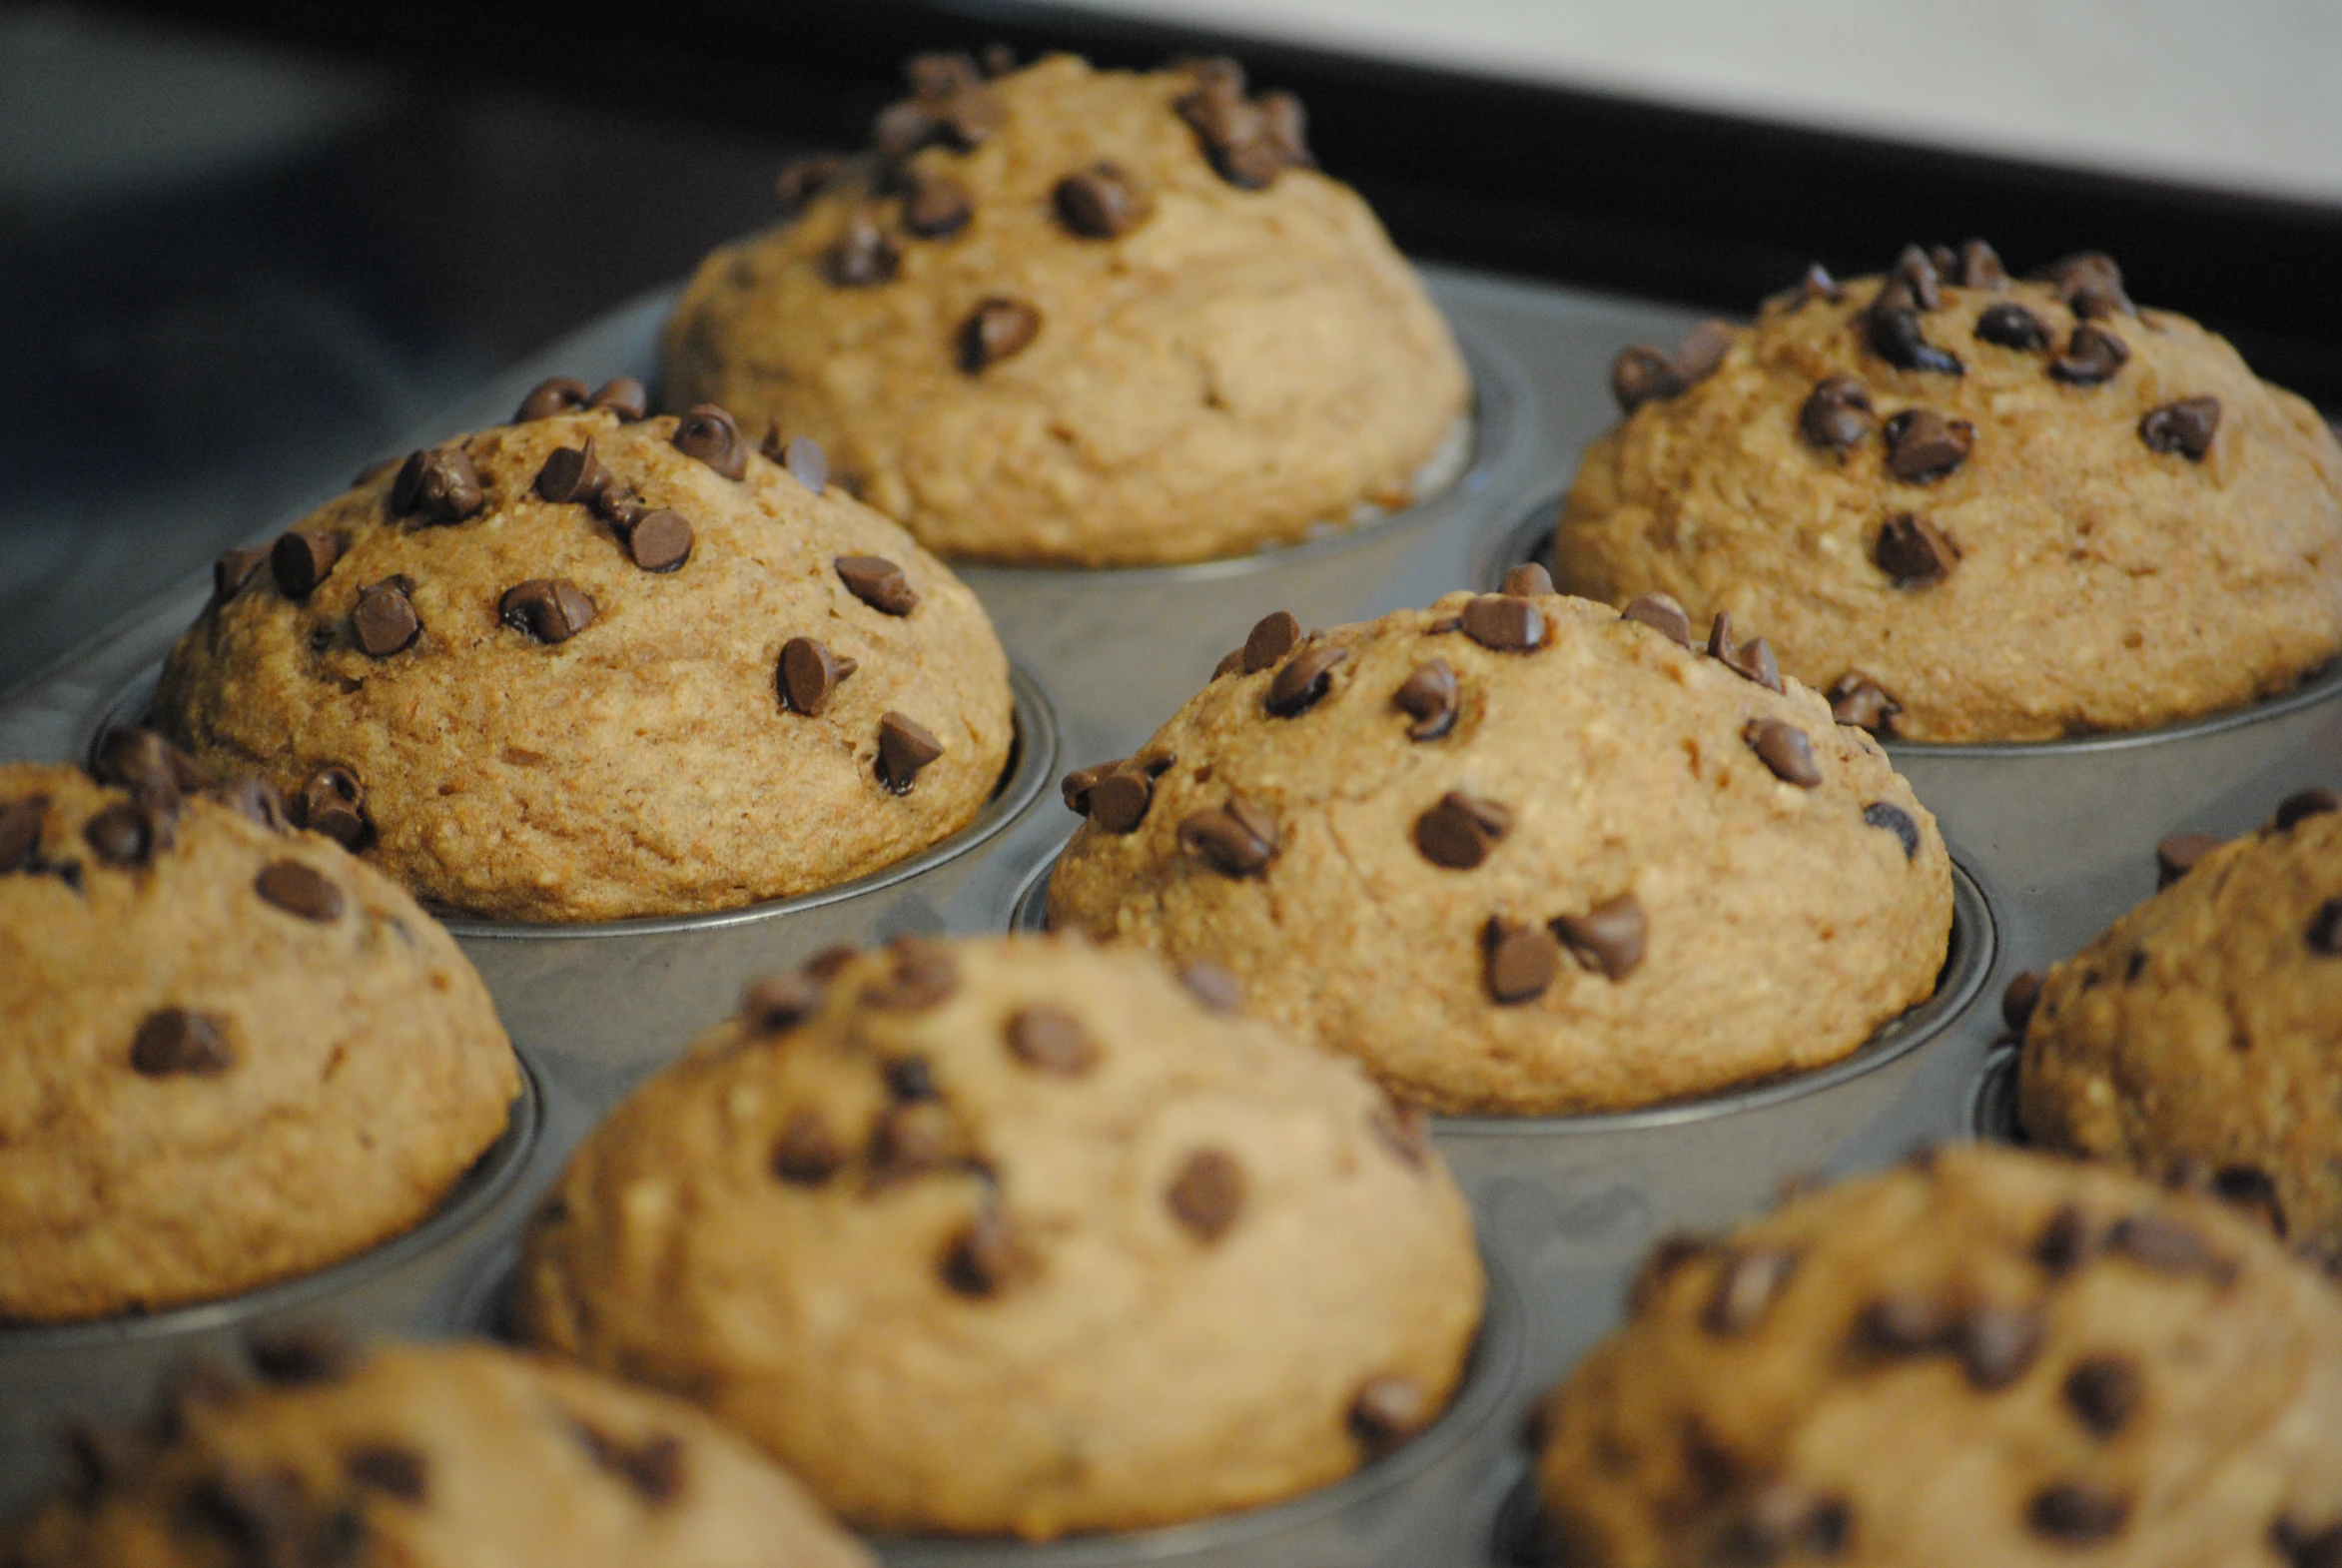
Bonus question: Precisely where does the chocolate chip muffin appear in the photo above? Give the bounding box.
[1553,244,2342,742]
[5,1335,871,1568]
[663,51,1470,566]
[1530,1145,2342,1567]
[1044,588,1952,1115]
[0,743,518,1321]
[511,935,1483,1540]
[154,383,1014,921]
[2017,786,2342,1266]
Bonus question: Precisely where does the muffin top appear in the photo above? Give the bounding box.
[4,1337,870,1568]
[2019,786,2342,1266]
[1532,1145,2342,1568]
[663,51,1470,566]
[1553,243,2342,742]
[0,746,517,1321]
[511,935,1483,1540]
[1045,588,1952,1115]
[155,384,1013,922]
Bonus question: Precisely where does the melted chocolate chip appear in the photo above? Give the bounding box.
[899,166,973,238]
[958,297,1042,373]
[1055,162,1148,238]
[1348,1375,1428,1455]
[876,712,945,794]
[1959,1304,2044,1389]
[499,579,596,643]
[533,438,612,505]
[1178,797,1278,876]
[671,404,748,479]
[0,795,47,872]
[2050,324,2130,386]
[1622,592,1695,647]
[1974,302,2050,351]
[1501,561,1555,597]
[775,152,848,217]
[943,1208,1039,1297]
[1483,915,1560,1004]
[1177,962,1244,1014]
[352,579,420,658]
[824,214,901,287]
[1863,802,1923,859]
[1799,377,1874,451]
[345,1444,428,1503]
[1828,673,1902,734]
[1745,720,1822,787]
[270,529,342,600]
[214,545,268,604]
[2277,787,2341,831]
[2139,396,2221,460]
[1166,1148,1245,1241]
[1006,1006,1098,1076]
[2063,1354,2140,1437]
[2154,830,2223,888]
[1552,894,1646,980]
[769,1111,844,1185]
[84,800,167,867]
[1415,790,1512,870]
[2029,1483,2129,1543]
[1393,659,1460,740]
[1868,307,1964,375]
[1703,1247,1798,1335]
[515,377,588,422]
[1087,772,1152,834]
[778,636,856,716]
[130,1008,233,1077]
[1264,643,1347,717]
[836,554,919,615]
[1460,594,1545,651]
[1884,408,1975,482]
[742,973,824,1034]
[390,447,485,527]
[299,766,368,849]
[1875,513,1959,586]
[1706,612,1784,692]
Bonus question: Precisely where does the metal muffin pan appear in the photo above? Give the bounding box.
[1015,855,2001,1395]
[0,1052,547,1522]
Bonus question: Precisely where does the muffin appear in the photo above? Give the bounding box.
[4,1335,870,1568]
[1045,587,1952,1115]
[664,51,1470,566]
[0,742,518,1321]
[1552,243,2342,741]
[2018,786,2342,1264]
[1531,1145,2342,1567]
[154,381,1013,922]
[511,935,1483,1540]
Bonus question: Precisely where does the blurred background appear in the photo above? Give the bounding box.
[4,0,2338,688]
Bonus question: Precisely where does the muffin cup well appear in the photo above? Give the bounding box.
[1491,489,2342,981]
[0,1051,546,1523]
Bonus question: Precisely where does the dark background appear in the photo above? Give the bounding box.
[7,0,2338,687]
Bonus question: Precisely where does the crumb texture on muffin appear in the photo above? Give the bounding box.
[1046,590,1952,1115]
[512,935,1483,1540]
[1554,246,2342,742]
[664,52,1470,566]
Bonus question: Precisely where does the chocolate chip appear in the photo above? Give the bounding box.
[2153,830,2223,888]
[575,1425,684,1505]
[1501,562,1554,598]
[1060,761,1119,815]
[1177,962,1244,1014]
[1176,74,1308,189]
[837,554,919,615]
[390,447,485,526]
[299,766,368,849]
[1006,1006,1098,1076]
[899,166,973,238]
[0,795,47,872]
[1703,1246,1797,1335]
[671,403,748,480]
[2062,1354,2140,1437]
[623,510,693,573]
[1706,612,1783,692]
[1483,915,1561,1005]
[824,214,901,287]
[770,1111,844,1185]
[2035,252,2133,319]
[1622,593,1694,647]
[2277,787,2341,831]
[867,1104,958,1185]
[1886,245,1943,312]
[1415,790,1512,870]
[958,297,1041,373]
[1167,1148,1244,1241]
[1862,802,1923,859]
[1673,320,1732,385]
[778,636,856,716]
[1974,302,2050,350]
[1953,238,2008,289]
[2140,396,2221,460]
[775,152,848,217]
[1875,513,1959,586]
[2211,1167,2286,1236]
[84,801,166,867]
[2050,324,2130,386]
[1347,1375,1428,1455]
[1393,659,1460,741]
[2029,1483,2129,1543]
[1369,1099,1429,1170]
[876,712,945,794]
[1867,308,1964,375]
[499,579,596,644]
[864,935,957,1011]
[533,438,612,505]
[1884,408,1975,482]
[1087,772,1152,834]
[1055,162,1147,238]
[1728,1482,1850,1560]
[980,42,1015,76]
[881,1056,939,1104]
[590,376,647,420]
[129,1008,233,1078]
[943,1208,1039,1297]
[1178,797,1278,876]
[742,973,823,1034]
[2272,1519,2342,1568]
[784,434,827,494]
[1857,1290,1953,1354]
[214,545,268,603]
[248,1325,354,1386]
[1788,263,1844,308]
[352,579,420,658]
[1959,1303,2044,1389]
[60,1423,150,1505]
[2308,900,2342,956]
[1242,610,1301,674]
[186,1466,319,1562]
[1611,346,1681,413]
[1460,593,1544,651]
[1818,674,1897,735]
[255,860,344,922]
[1799,377,1874,451]
[1553,894,1646,980]
[270,529,342,599]
[1264,644,1347,718]
[2033,1202,2093,1274]
[94,727,206,798]
[515,377,589,421]
[345,1444,427,1504]
[2106,1212,2233,1282]
[1745,719,1823,788]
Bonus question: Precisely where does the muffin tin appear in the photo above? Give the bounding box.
[0,260,2314,1565]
